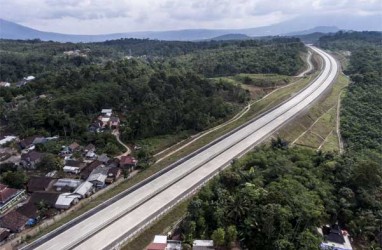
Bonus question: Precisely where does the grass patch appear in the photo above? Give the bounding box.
[123,199,191,250]
[137,131,191,154]
[277,73,349,151]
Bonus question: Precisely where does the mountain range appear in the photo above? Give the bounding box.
[0,13,380,42]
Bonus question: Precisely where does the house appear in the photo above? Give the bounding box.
[16,202,38,220]
[89,120,103,133]
[16,79,28,87]
[55,193,79,210]
[120,155,138,171]
[0,136,16,146]
[0,184,25,214]
[87,166,109,188]
[24,76,35,81]
[68,142,80,152]
[84,144,97,159]
[63,160,86,174]
[73,181,94,198]
[53,179,82,192]
[0,227,10,242]
[109,116,120,128]
[107,158,120,168]
[319,224,353,250]
[193,240,214,250]
[0,82,11,87]
[20,151,45,169]
[60,146,71,156]
[97,154,110,164]
[147,235,168,250]
[105,167,121,184]
[19,136,38,149]
[101,109,112,117]
[85,150,97,160]
[84,144,95,153]
[27,177,56,193]
[167,240,182,250]
[80,160,104,180]
[0,210,28,233]
[32,137,48,145]
[30,192,60,208]
[0,152,11,162]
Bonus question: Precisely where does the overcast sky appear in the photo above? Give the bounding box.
[1,0,381,34]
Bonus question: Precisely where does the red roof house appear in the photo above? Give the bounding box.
[0,184,18,206]
[120,155,138,170]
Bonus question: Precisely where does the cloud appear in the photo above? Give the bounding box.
[0,0,381,34]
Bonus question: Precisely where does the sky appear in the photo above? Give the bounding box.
[1,0,381,34]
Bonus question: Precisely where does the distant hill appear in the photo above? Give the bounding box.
[209,33,251,41]
[284,26,340,36]
[286,32,330,44]
[1,13,381,42]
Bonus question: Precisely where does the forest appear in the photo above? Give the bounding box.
[0,38,304,147]
[181,31,382,249]
[0,38,304,82]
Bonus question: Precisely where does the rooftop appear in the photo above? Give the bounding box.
[120,155,137,165]
[27,176,56,193]
[0,210,28,232]
[0,184,19,204]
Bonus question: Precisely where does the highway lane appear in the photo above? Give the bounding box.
[26,46,338,250]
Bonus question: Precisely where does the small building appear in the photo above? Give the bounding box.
[319,224,353,250]
[32,137,47,145]
[84,144,96,153]
[0,210,28,233]
[27,177,56,193]
[20,151,45,169]
[0,152,11,162]
[87,165,109,188]
[101,109,112,117]
[105,167,121,184]
[85,150,97,160]
[30,192,60,208]
[193,240,214,250]
[147,236,167,250]
[97,154,110,164]
[63,160,86,174]
[0,82,11,88]
[0,184,25,214]
[68,142,80,152]
[167,240,182,250]
[16,202,38,220]
[81,160,104,180]
[0,227,10,242]
[53,179,82,192]
[109,116,120,128]
[0,136,16,146]
[24,76,35,81]
[73,181,94,198]
[120,155,138,171]
[89,121,103,133]
[19,136,38,150]
[55,193,79,210]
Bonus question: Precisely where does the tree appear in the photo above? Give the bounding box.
[226,225,238,245]
[36,154,61,172]
[2,171,27,189]
[211,228,225,247]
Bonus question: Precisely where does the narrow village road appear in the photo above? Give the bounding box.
[112,129,131,158]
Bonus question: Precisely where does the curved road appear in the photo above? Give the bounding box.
[23,46,338,250]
